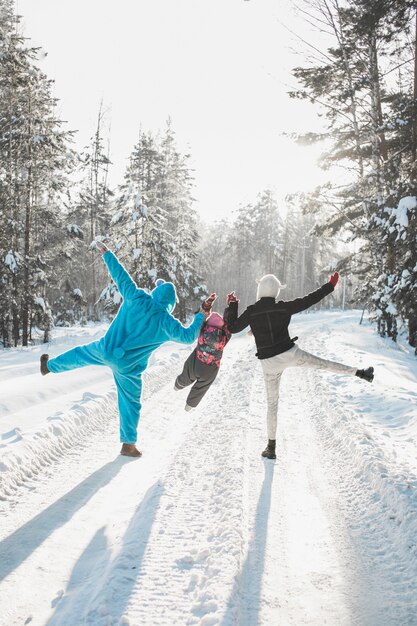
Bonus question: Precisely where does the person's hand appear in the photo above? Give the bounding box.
[226,291,239,304]
[329,271,339,287]
[95,241,108,255]
[201,293,217,316]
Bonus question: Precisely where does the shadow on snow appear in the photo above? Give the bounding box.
[0,457,126,583]
[221,460,276,626]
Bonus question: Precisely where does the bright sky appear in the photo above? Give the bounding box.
[18,0,328,222]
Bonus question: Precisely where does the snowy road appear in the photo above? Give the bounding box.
[1,312,417,625]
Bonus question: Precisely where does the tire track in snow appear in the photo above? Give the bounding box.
[301,322,417,625]
[304,366,417,625]
[4,317,415,625]
[0,350,185,505]
[232,362,353,626]
[0,348,206,626]
[0,388,118,504]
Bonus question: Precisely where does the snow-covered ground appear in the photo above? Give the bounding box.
[1,311,417,626]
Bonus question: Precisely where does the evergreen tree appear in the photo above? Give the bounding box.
[107,131,170,296]
[68,103,113,320]
[158,121,206,319]
[289,0,417,349]
[251,189,284,278]
[105,123,205,320]
[0,1,75,345]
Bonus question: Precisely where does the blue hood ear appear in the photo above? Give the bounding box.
[151,280,176,313]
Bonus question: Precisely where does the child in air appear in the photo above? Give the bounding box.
[174,292,237,410]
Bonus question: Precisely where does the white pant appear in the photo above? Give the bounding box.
[260,345,357,440]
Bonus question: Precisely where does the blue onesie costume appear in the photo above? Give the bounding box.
[47,251,205,444]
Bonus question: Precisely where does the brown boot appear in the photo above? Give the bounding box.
[40,354,50,376]
[120,443,142,458]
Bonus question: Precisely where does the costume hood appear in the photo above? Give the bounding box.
[151,278,177,313]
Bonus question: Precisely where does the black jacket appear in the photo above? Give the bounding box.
[227,282,334,359]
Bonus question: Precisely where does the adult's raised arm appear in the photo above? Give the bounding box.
[165,311,206,344]
[99,245,139,302]
[284,272,338,315]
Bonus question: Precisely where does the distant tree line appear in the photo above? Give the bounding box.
[198,189,347,312]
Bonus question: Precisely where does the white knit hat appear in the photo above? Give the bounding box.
[256,274,286,300]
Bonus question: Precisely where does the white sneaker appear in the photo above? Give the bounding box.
[184,404,194,412]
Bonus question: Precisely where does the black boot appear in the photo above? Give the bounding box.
[355,366,374,383]
[261,439,276,459]
[40,354,50,376]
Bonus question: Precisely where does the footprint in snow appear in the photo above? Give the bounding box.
[1,428,22,442]
[176,554,195,569]
[47,411,64,421]
[51,589,64,608]
[81,391,100,402]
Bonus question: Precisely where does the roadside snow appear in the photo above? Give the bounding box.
[1,311,417,625]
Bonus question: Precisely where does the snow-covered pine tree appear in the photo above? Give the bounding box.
[196,218,232,308]
[368,192,417,349]
[0,0,76,345]
[289,0,416,347]
[250,190,284,280]
[281,196,313,299]
[226,201,258,308]
[104,131,172,314]
[68,103,113,321]
[0,1,27,346]
[158,121,206,320]
[105,124,205,321]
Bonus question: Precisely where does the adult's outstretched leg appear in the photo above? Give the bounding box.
[291,345,358,375]
[113,371,142,456]
[45,341,106,374]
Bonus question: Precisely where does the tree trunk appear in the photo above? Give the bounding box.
[369,33,386,205]
[409,311,417,349]
[22,171,31,346]
[330,1,365,177]
[22,90,33,347]
[412,11,417,181]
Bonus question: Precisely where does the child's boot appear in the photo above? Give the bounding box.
[261,439,276,459]
[40,354,50,376]
[355,366,374,382]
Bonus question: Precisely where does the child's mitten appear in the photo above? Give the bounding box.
[202,293,217,312]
